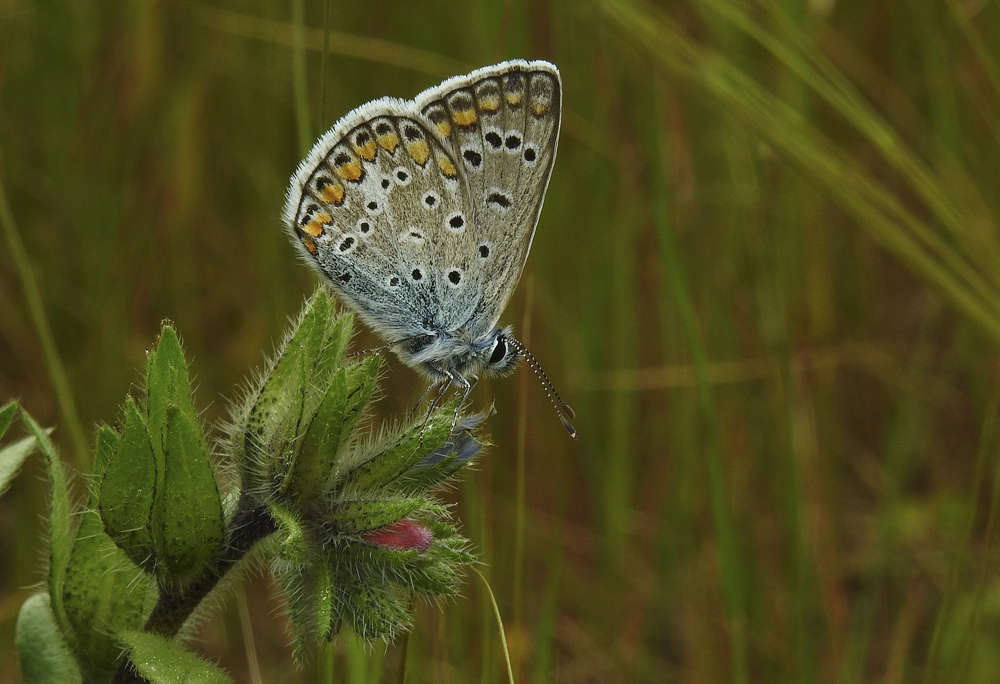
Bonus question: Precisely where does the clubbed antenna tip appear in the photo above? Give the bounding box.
[562,401,576,420]
[560,413,578,439]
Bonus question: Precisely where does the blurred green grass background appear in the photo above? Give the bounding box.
[4,0,1000,682]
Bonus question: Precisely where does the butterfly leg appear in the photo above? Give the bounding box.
[419,369,454,446]
[450,373,478,433]
[408,381,438,420]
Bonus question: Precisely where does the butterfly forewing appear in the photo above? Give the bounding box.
[416,61,562,336]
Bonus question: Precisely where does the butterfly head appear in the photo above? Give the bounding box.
[400,325,521,380]
[400,326,576,439]
[482,327,522,377]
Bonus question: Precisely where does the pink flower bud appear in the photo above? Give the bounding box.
[361,519,432,553]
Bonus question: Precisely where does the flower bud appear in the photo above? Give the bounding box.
[361,519,433,553]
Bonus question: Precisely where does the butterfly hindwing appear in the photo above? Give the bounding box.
[284,101,479,339]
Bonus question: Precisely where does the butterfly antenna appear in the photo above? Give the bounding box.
[507,337,577,439]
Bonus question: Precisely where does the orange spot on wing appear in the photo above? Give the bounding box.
[378,133,399,153]
[451,108,478,127]
[437,153,457,179]
[322,182,345,205]
[302,236,317,254]
[531,101,550,116]
[435,120,452,138]
[406,140,430,165]
[505,91,524,106]
[336,159,364,182]
[301,211,331,237]
[479,94,500,112]
[354,139,378,161]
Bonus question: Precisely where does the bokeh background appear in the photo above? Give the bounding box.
[4,0,1000,682]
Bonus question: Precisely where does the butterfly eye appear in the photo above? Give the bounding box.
[489,336,507,365]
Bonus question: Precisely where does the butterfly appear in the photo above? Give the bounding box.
[283,60,575,437]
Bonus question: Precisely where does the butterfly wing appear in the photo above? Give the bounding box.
[283,60,561,370]
[283,99,480,344]
[414,60,562,339]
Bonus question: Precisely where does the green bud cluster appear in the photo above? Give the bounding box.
[228,288,484,655]
[233,288,376,505]
[11,287,486,682]
[99,326,225,586]
[9,408,157,684]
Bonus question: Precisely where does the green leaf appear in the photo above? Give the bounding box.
[153,405,224,583]
[120,630,233,684]
[429,541,476,565]
[21,410,74,637]
[421,519,460,541]
[345,542,465,596]
[62,509,154,681]
[268,502,308,565]
[146,325,200,465]
[345,575,410,642]
[0,429,41,498]
[309,298,354,400]
[327,590,347,644]
[279,370,345,504]
[281,557,337,661]
[15,593,82,684]
[337,355,379,436]
[323,497,428,536]
[0,399,17,442]
[246,292,330,475]
[404,561,461,595]
[314,560,334,640]
[99,397,156,571]
[92,423,121,486]
[337,403,458,494]
[283,356,379,503]
[397,422,486,492]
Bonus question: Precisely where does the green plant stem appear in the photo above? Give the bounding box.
[651,76,748,684]
[291,0,312,156]
[111,498,279,684]
[472,567,514,684]
[0,152,89,467]
[191,5,467,79]
[600,0,1000,344]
